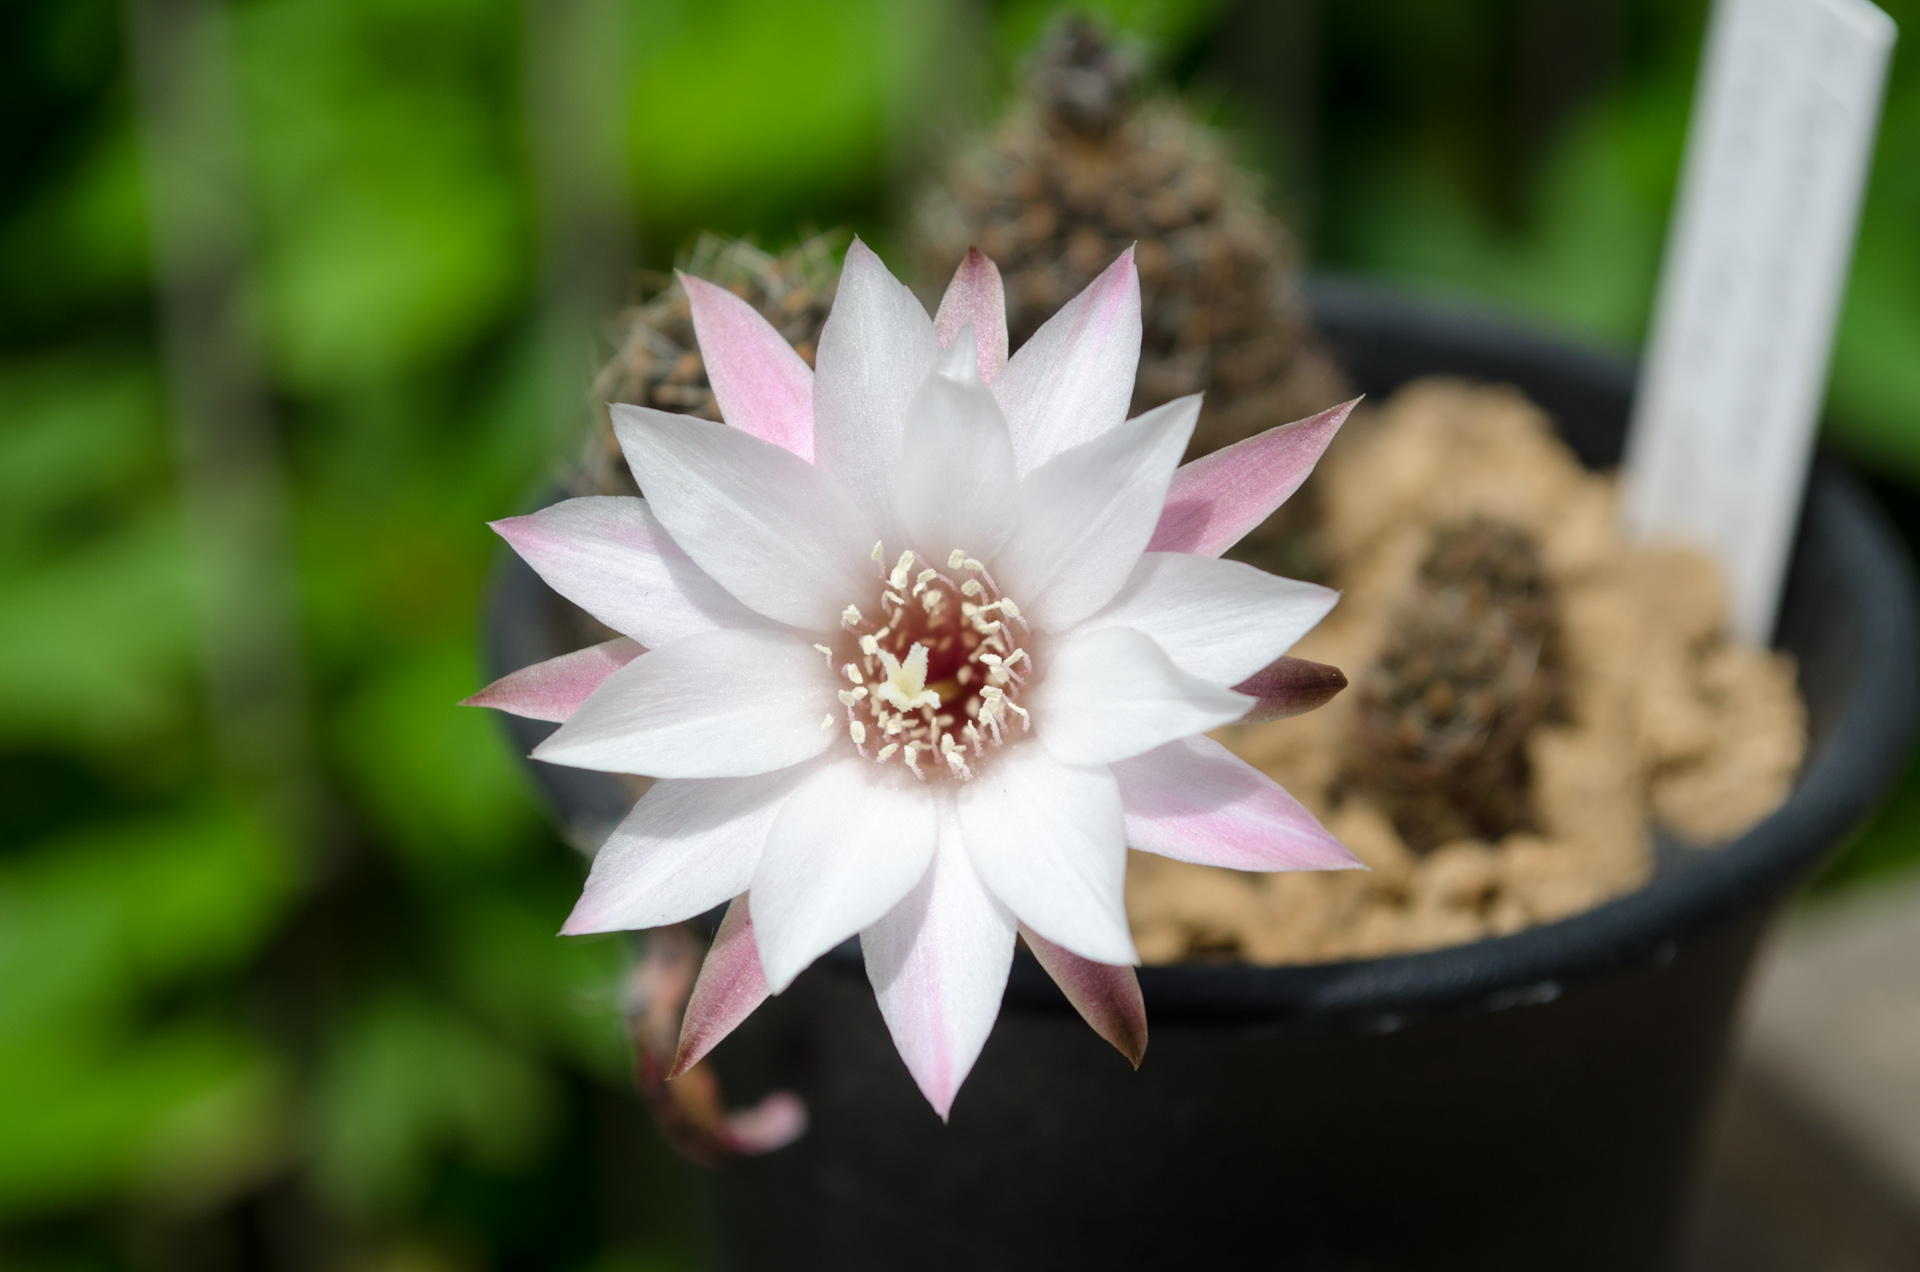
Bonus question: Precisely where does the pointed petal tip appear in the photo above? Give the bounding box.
[556,900,603,937]
[923,1082,959,1123]
[1022,926,1150,1067]
[1234,656,1350,723]
[1150,397,1362,557]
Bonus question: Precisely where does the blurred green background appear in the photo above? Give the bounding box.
[1,0,1915,1267]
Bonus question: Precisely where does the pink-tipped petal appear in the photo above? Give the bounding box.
[461,637,642,722]
[672,895,771,1077]
[933,248,1009,384]
[681,273,815,461]
[1147,399,1359,557]
[862,797,1017,1120]
[491,497,765,646]
[1234,656,1348,722]
[994,247,1143,474]
[1021,925,1147,1068]
[721,1092,808,1154]
[1112,734,1363,872]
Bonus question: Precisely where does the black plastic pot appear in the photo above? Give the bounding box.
[485,280,1918,1271]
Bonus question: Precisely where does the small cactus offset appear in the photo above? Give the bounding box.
[1344,519,1562,853]
[579,232,843,496]
[912,15,1346,464]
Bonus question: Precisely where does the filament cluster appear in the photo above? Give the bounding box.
[817,544,1034,781]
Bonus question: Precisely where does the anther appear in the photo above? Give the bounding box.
[841,605,863,628]
[889,550,915,591]
[859,634,879,657]
[842,664,864,684]
[961,579,983,598]
[876,743,899,763]
[813,643,835,667]
[820,714,835,731]
[838,688,867,706]
[850,720,867,745]
[949,549,967,569]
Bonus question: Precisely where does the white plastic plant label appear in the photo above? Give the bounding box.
[1621,0,1895,643]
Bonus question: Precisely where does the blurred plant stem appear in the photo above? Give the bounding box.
[125,0,319,843]
[525,0,633,463]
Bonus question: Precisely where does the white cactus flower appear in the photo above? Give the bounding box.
[468,242,1362,1118]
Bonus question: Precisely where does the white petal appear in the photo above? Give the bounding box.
[811,239,939,537]
[892,334,1020,559]
[861,794,1016,1120]
[611,406,876,631]
[750,759,937,993]
[957,742,1136,965]
[1082,552,1340,686]
[993,247,1142,474]
[995,395,1199,631]
[532,629,834,778]
[491,497,765,645]
[561,767,809,934]
[1028,625,1251,766]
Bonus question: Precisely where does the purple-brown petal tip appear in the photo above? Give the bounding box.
[1234,656,1348,723]
[1022,925,1149,1069]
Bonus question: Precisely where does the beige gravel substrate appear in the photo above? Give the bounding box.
[1126,379,1808,965]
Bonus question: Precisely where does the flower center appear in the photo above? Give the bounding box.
[816,545,1033,781]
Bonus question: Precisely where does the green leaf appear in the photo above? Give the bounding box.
[0,1021,285,1218]
[312,994,558,1220]
[328,637,541,871]
[0,802,301,1036]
